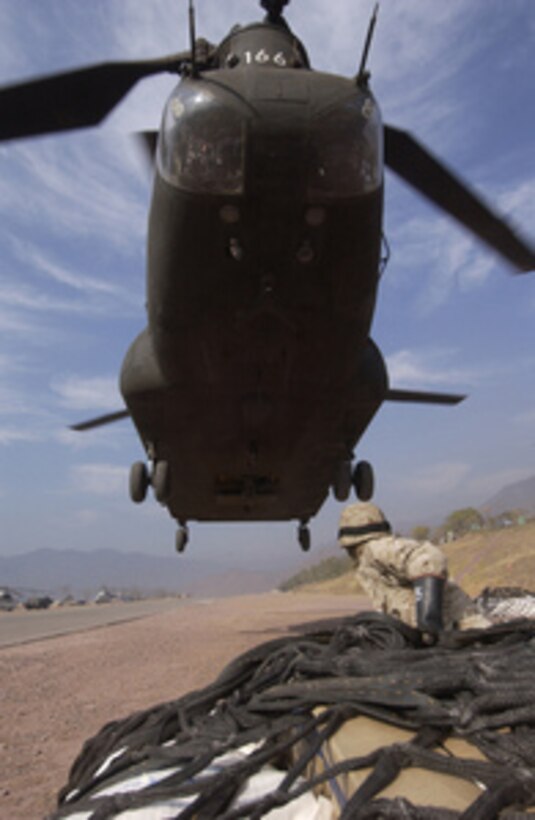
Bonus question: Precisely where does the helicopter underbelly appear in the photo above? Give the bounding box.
[121,177,385,522]
[121,332,387,522]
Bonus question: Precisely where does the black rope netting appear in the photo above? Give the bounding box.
[49,612,535,819]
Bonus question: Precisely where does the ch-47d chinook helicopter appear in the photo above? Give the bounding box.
[1,0,533,552]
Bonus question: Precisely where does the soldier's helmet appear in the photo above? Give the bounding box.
[338,502,391,549]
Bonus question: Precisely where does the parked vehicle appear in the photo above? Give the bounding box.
[24,595,53,610]
[0,588,17,612]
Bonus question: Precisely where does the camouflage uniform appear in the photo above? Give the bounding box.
[339,503,490,632]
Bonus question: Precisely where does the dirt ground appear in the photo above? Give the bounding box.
[0,591,366,819]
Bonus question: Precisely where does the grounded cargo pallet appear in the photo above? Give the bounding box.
[52,612,535,819]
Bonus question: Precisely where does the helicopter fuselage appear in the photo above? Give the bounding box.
[120,24,387,525]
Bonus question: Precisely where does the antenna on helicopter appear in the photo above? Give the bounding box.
[189,0,197,76]
[357,3,379,88]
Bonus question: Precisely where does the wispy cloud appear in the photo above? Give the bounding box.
[71,463,128,496]
[51,375,121,411]
[0,426,41,446]
[51,374,130,451]
[0,273,140,321]
[513,409,535,434]
[386,347,535,391]
[384,172,535,311]
[496,177,535,241]
[0,351,28,375]
[385,212,499,313]
[0,384,31,417]
[19,242,129,298]
[69,508,103,528]
[0,135,148,256]
[55,425,130,452]
[404,461,472,497]
[386,348,479,389]
[0,280,112,316]
[0,369,55,440]
[0,305,40,335]
[0,379,64,444]
[7,240,142,321]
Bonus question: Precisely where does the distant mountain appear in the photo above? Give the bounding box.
[0,548,286,599]
[4,477,533,600]
[481,475,535,517]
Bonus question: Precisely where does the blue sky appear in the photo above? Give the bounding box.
[0,0,533,568]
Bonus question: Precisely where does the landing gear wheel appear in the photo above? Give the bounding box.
[152,460,170,503]
[129,461,149,503]
[353,460,374,501]
[332,460,352,501]
[297,522,311,552]
[175,526,189,553]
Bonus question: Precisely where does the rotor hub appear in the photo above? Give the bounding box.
[260,0,290,23]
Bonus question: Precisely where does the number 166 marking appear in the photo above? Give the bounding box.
[244,50,288,67]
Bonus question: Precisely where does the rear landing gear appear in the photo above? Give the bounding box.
[175,525,189,553]
[297,521,311,551]
[332,458,375,502]
[352,460,374,501]
[332,460,352,501]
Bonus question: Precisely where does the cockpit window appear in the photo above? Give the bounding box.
[158,81,245,195]
[308,93,383,198]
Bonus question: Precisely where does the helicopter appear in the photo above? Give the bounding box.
[1,0,533,553]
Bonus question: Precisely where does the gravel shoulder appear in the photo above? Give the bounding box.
[0,591,367,819]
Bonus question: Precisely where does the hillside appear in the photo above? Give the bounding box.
[289,520,535,597]
[480,475,535,518]
[443,519,535,596]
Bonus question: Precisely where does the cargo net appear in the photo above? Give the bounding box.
[475,586,535,624]
[52,612,535,819]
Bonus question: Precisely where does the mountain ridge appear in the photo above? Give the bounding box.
[480,475,535,517]
[0,547,285,599]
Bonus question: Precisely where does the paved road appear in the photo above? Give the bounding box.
[0,598,187,648]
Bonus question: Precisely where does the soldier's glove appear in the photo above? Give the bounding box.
[413,575,445,637]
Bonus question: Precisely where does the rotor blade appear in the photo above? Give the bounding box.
[0,53,188,141]
[384,124,535,273]
[70,410,130,432]
[386,389,466,406]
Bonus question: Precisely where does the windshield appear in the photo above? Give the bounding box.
[308,93,383,198]
[158,81,245,195]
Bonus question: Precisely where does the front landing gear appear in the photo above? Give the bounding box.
[129,461,150,503]
[297,521,311,551]
[175,525,189,553]
[152,460,170,503]
[128,458,170,504]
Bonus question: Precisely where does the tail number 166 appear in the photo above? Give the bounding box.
[243,49,288,67]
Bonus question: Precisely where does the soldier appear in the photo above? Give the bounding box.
[338,502,490,634]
